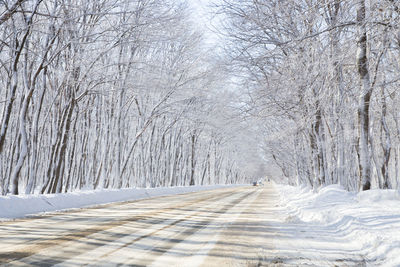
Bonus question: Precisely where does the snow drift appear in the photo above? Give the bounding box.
[276,183,400,266]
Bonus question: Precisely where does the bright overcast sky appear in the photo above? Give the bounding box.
[188,0,221,46]
[188,0,211,25]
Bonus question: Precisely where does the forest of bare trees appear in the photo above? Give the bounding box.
[219,0,400,191]
[0,0,263,195]
[5,0,397,195]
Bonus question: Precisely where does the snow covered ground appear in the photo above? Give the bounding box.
[3,183,400,266]
[0,185,239,220]
[275,183,400,266]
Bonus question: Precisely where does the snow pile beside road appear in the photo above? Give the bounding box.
[276,183,400,266]
[0,185,239,220]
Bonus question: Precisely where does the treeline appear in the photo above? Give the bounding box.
[220,0,400,190]
[0,0,249,195]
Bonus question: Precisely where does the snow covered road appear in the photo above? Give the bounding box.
[0,186,365,266]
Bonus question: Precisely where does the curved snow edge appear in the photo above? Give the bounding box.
[275,183,400,266]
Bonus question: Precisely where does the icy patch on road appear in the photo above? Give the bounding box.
[0,185,240,220]
[275,183,400,266]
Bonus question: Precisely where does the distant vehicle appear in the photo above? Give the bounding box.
[252,181,258,186]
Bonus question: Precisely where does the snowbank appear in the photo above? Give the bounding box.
[0,185,238,220]
[275,183,400,266]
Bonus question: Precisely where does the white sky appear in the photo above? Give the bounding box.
[188,0,210,20]
[188,0,220,46]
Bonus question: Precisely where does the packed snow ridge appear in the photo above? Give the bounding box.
[276,183,400,266]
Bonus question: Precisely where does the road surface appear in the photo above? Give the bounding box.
[0,186,366,266]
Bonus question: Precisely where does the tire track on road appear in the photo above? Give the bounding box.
[127,189,256,266]
[0,187,246,266]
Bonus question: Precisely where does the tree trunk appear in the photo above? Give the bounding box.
[356,0,372,191]
[189,132,196,186]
